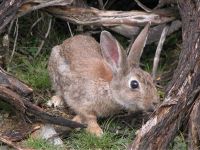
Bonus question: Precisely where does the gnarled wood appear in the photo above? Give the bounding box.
[188,98,200,150]
[45,7,176,26]
[0,0,25,33]
[130,0,200,149]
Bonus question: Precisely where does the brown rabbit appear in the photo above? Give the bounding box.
[48,23,159,136]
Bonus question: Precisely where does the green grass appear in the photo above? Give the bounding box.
[8,56,51,90]
[65,117,135,150]
[66,131,131,150]
[23,117,135,150]
[170,134,187,150]
[25,137,65,150]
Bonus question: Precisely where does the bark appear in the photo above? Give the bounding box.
[130,0,200,149]
[0,0,25,33]
[188,97,200,150]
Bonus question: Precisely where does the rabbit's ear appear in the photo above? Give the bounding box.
[127,23,150,67]
[100,31,127,74]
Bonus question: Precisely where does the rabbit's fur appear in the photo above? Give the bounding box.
[48,23,159,136]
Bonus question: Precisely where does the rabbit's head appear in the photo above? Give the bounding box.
[100,23,159,112]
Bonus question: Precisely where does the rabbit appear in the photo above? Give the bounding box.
[48,23,159,136]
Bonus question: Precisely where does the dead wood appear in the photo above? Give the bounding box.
[0,67,32,96]
[1,124,40,142]
[0,0,179,44]
[0,85,86,129]
[188,96,200,150]
[23,98,86,128]
[0,66,86,129]
[16,1,179,44]
[0,0,25,33]
[18,2,176,26]
[130,0,200,149]
[45,7,176,26]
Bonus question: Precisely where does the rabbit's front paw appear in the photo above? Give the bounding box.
[72,115,83,123]
[47,95,63,107]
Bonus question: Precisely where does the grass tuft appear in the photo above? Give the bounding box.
[66,131,132,150]
[66,119,135,150]
[170,134,187,150]
[9,56,51,90]
[25,137,65,150]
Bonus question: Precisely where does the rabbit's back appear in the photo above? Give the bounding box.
[61,35,112,81]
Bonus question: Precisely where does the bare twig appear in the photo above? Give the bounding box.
[9,18,19,64]
[103,0,117,9]
[134,0,152,12]
[67,22,74,37]
[98,0,104,9]
[30,16,43,36]
[152,24,170,81]
[8,20,15,35]
[35,17,52,57]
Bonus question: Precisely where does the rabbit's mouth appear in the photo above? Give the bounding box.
[115,98,145,112]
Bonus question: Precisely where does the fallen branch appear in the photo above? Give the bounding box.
[18,2,176,26]
[46,7,176,26]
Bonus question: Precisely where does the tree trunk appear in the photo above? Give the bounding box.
[130,0,200,149]
[188,97,200,150]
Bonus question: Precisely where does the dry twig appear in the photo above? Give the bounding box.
[30,16,43,36]
[9,18,19,64]
[134,0,152,12]
[67,22,74,37]
[152,24,170,81]
[35,17,52,57]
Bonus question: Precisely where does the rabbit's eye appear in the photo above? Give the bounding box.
[130,80,139,89]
